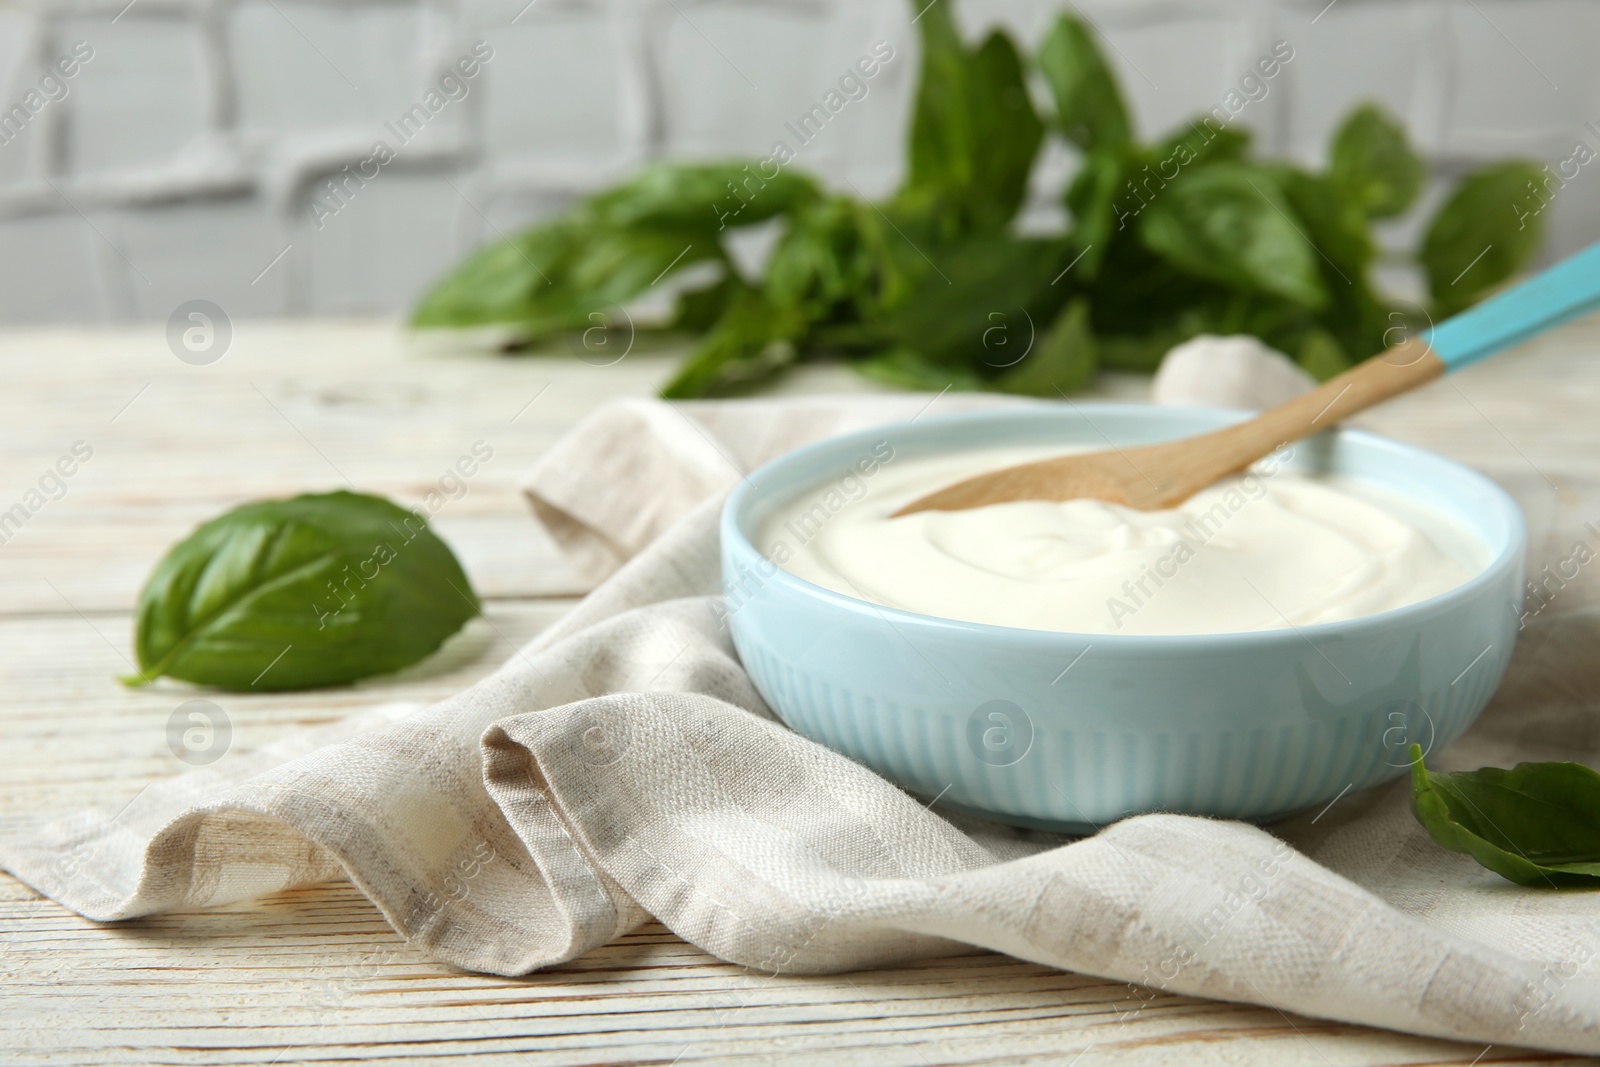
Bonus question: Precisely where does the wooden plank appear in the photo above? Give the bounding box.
[0,323,897,615]
[4,885,1583,1067]
[0,603,572,832]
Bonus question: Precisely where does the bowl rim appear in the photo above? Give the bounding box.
[720,402,1528,650]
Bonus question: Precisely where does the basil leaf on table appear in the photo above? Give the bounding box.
[1062,150,1124,280]
[587,160,819,230]
[854,347,988,392]
[410,220,583,330]
[1139,164,1328,310]
[1037,13,1131,152]
[997,297,1099,395]
[1097,331,1188,373]
[126,492,479,692]
[1422,160,1546,317]
[1278,167,1374,275]
[1064,124,1252,288]
[411,216,722,336]
[1328,103,1425,219]
[659,287,800,399]
[669,273,745,334]
[1151,121,1252,169]
[563,224,723,307]
[763,197,886,323]
[966,30,1046,228]
[1408,744,1600,887]
[883,235,1071,370]
[1277,167,1392,361]
[411,161,802,332]
[1296,328,1352,381]
[898,3,1043,236]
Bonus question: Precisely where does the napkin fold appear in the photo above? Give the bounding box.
[7,390,1600,1056]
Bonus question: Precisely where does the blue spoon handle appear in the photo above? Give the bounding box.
[1425,241,1600,370]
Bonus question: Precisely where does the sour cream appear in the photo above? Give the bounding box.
[761,445,1486,636]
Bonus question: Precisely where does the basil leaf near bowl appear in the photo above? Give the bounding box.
[123,491,479,692]
[1409,744,1600,887]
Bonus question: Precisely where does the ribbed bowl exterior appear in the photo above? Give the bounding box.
[722,406,1527,832]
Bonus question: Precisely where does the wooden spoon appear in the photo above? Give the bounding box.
[894,241,1600,516]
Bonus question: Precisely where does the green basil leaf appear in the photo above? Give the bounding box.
[1213,297,1317,353]
[1038,13,1132,152]
[1080,237,1217,335]
[413,160,801,332]
[1296,328,1351,381]
[127,491,478,691]
[669,272,741,333]
[1328,103,1425,219]
[1409,744,1600,887]
[1091,284,1317,372]
[589,160,820,231]
[564,225,722,309]
[1278,167,1373,275]
[1139,163,1327,310]
[1063,150,1124,280]
[1150,122,1251,169]
[853,347,988,392]
[899,3,1043,236]
[996,297,1098,395]
[1097,330,1186,372]
[410,220,582,329]
[1422,161,1546,317]
[966,30,1045,227]
[764,198,882,321]
[882,236,1071,370]
[1072,123,1251,281]
[1273,167,1392,358]
[809,321,895,354]
[659,287,799,399]
[902,0,969,192]
[412,219,720,335]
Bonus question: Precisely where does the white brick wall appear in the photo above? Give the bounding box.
[0,0,1593,323]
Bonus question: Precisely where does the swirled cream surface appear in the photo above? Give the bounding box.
[761,445,1486,635]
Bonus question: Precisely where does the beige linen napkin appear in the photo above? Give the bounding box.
[5,393,1600,1056]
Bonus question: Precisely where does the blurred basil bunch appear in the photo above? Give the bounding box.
[412,0,1545,397]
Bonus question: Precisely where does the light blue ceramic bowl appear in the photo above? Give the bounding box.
[721,405,1526,832]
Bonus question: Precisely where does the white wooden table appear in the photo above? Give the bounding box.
[1,319,1596,1066]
